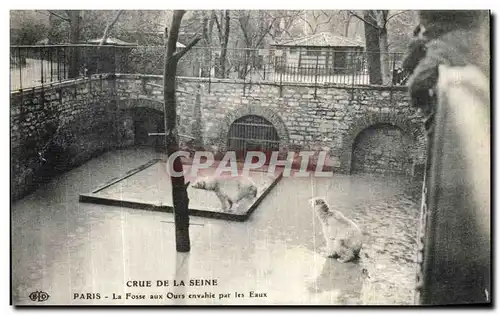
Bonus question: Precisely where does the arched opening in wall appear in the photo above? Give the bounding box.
[351,123,414,175]
[227,115,280,165]
[131,107,164,148]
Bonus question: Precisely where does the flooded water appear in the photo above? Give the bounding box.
[11,148,422,305]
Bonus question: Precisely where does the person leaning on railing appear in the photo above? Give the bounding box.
[403,10,489,117]
[402,10,490,305]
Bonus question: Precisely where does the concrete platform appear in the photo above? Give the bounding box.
[11,148,421,306]
[79,159,283,221]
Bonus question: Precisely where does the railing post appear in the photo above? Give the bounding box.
[279,55,283,97]
[63,46,67,80]
[351,51,356,86]
[18,47,22,91]
[49,47,53,83]
[314,53,319,99]
[113,45,117,75]
[391,52,397,88]
[208,47,212,94]
[40,47,44,86]
[263,52,266,81]
[56,47,60,81]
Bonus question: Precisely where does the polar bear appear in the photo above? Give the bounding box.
[191,176,258,211]
[309,197,363,263]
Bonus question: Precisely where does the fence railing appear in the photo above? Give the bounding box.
[10,44,410,91]
[415,65,490,305]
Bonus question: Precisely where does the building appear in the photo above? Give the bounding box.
[270,32,365,76]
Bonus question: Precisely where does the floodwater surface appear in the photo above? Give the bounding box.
[11,148,421,305]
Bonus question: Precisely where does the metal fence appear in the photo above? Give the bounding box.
[415,65,490,305]
[10,44,133,91]
[10,44,410,91]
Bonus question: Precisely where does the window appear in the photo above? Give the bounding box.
[306,48,321,56]
[289,47,298,54]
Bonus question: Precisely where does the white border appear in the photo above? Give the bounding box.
[2,2,498,315]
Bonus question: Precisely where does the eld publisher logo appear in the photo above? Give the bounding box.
[29,291,50,302]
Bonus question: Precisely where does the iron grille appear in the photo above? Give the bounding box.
[227,115,280,164]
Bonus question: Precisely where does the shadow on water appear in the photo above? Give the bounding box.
[173,253,189,305]
[307,258,366,303]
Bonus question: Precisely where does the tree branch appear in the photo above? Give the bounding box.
[166,11,185,59]
[255,17,277,47]
[238,14,252,47]
[312,10,320,21]
[386,10,410,23]
[315,12,335,30]
[47,10,70,22]
[380,10,390,29]
[202,11,215,46]
[348,10,379,29]
[299,14,315,34]
[174,36,202,60]
[99,10,124,46]
[213,10,224,44]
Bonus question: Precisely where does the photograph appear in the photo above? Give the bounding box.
[9,8,491,306]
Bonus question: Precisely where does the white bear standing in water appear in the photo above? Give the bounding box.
[309,197,363,263]
[191,176,258,211]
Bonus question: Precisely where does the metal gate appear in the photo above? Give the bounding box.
[227,115,280,164]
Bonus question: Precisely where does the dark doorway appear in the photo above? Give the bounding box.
[351,123,413,175]
[131,108,164,148]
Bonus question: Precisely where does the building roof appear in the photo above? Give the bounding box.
[273,32,364,48]
[86,37,138,46]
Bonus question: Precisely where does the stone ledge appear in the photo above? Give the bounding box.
[10,74,114,97]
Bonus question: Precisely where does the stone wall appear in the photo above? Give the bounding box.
[114,74,427,174]
[10,75,124,201]
[11,73,427,200]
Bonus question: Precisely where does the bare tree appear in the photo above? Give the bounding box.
[350,10,411,84]
[200,11,215,77]
[98,10,124,46]
[213,10,230,78]
[298,10,336,35]
[46,10,82,78]
[266,10,303,41]
[46,10,126,77]
[236,10,278,78]
[163,10,201,252]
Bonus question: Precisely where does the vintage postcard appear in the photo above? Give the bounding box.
[9,9,491,306]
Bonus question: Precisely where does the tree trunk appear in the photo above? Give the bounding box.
[164,11,190,253]
[163,10,201,253]
[48,14,55,44]
[379,27,391,85]
[68,10,81,78]
[218,10,230,78]
[363,10,382,85]
[201,11,213,77]
[98,10,124,46]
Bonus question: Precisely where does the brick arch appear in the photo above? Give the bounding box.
[216,104,290,151]
[340,112,425,173]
